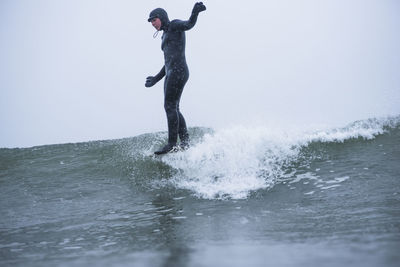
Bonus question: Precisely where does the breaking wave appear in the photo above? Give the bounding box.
[157,116,399,199]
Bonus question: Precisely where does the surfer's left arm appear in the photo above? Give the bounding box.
[171,2,206,31]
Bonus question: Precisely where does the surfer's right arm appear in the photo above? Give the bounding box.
[145,66,165,87]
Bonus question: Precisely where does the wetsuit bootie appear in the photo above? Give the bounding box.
[179,140,190,150]
[154,143,178,155]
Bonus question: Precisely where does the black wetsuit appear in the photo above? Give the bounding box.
[146,3,206,154]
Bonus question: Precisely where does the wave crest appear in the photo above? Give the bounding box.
[159,116,399,199]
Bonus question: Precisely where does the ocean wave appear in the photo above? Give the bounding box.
[2,116,398,200]
[158,116,399,199]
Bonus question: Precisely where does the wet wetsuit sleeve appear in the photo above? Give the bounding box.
[154,66,165,83]
[170,12,199,31]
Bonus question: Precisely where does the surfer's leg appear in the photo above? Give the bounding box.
[175,70,189,147]
[164,99,179,146]
[165,71,189,145]
[155,70,189,155]
[177,107,189,148]
[154,74,182,155]
[164,76,180,145]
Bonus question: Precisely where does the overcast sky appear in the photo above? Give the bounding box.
[1,0,399,148]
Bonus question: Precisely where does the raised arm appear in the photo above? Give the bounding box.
[171,2,206,31]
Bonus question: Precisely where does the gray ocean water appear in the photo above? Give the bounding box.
[1,117,399,267]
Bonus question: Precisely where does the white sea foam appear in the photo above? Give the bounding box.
[161,116,398,199]
[325,176,350,184]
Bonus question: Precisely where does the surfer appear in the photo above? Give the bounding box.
[145,2,206,155]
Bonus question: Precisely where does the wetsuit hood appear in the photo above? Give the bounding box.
[148,8,170,31]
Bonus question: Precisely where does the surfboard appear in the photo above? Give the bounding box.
[153,144,190,156]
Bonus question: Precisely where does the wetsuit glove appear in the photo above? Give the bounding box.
[192,2,206,14]
[145,76,156,87]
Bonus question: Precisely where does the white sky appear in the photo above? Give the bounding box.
[1,0,399,148]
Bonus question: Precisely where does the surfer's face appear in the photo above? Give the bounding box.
[151,18,161,31]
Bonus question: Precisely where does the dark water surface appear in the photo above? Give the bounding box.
[1,119,399,266]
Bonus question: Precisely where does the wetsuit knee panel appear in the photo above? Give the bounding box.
[164,101,178,113]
